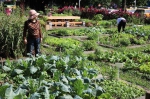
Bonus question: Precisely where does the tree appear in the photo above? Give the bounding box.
[122,0,126,10]
[20,0,25,17]
[125,0,148,7]
[92,0,112,8]
[136,0,148,6]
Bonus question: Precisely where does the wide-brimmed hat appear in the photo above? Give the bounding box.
[29,9,39,19]
[6,6,12,8]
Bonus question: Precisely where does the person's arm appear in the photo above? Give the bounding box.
[39,22,43,42]
[117,18,119,25]
[23,21,28,44]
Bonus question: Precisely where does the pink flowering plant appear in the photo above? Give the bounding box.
[57,6,148,24]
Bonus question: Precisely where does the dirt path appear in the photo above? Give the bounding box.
[127,44,150,49]
[135,96,145,99]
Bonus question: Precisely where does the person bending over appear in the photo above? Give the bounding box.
[117,16,126,32]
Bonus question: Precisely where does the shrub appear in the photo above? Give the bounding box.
[120,38,131,46]
[87,32,99,41]
[110,19,117,26]
[82,40,97,51]
[140,63,150,74]
[92,14,103,21]
[137,38,146,45]
[63,8,73,16]
[130,14,144,24]
[98,20,112,27]
[72,9,82,16]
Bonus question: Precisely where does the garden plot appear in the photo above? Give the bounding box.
[36,26,150,99]
[1,20,150,98]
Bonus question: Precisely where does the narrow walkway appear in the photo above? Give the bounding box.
[135,96,145,99]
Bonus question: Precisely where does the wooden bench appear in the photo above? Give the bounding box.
[45,16,85,30]
[69,22,84,26]
[51,22,66,27]
[47,16,82,27]
[47,16,81,21]
[45,21,85,30]
[48,21,85,27]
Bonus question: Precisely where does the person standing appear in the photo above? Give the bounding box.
[23,9,42,56]
[117,16,126,32]
[97,3,102,9]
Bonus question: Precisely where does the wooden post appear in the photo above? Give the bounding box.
[49,22,52,29]
[115,63,124,80]
[66,21,70,27]
[45,25,48,30]
[146,91,150,99]
[82,21,85,26]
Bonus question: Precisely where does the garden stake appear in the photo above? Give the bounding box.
[115,63,124,80]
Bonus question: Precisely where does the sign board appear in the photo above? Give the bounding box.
[115,63,124,68]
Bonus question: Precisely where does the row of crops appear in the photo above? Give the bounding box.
[0,54,145,99]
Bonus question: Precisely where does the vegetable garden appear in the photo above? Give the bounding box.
[0,6,150,99]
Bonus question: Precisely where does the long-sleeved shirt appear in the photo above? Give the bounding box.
[117,17,126,25]
[23,19,42,39]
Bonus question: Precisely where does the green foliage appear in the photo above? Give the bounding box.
[88,47,150,68]
[107,66,118,80]
[120,70,150,90]
[0,4,150,99]
[56,29,73,36]
[98,30,149,47]
[63,8,73,16]
[140,62,150,74]
[136,0,148,6]
[125,26,150,36]
[52,13,69,16]
[119,38,131,46]
[97,20,112,28]
[136,38,146,45]
[52,6,59,14]
[73,79,84,96]
[0,85,9,98]
[100,80,145,99]
[87,32,99,41]
[82,40,97,51]
[0,55,103,98]
[48,28,86,36]
[98,93,114,99]
[0,14,25,58]
[109,19,117,26]
[44,36,81,52]
[64,47,84,57]
[38,16,48,27]
[92,14,103,21]
[72,9,82,16]
[38,11,44,15]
